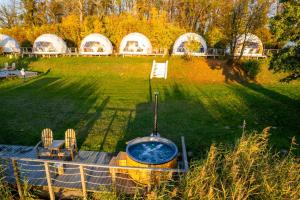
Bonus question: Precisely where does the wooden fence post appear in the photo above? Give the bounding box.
[79,165,87,200]
[111,168,117,191]
[181,136,189,171]
[12,159,24,200]
[44,162,55,200]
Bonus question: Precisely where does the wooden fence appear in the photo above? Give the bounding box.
[18,48,280,58]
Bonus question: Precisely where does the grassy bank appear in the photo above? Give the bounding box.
[0,56,299,155]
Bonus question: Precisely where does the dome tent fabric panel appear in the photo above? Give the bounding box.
[33,34,67,54]
[172,33,207,56]
[80,33,113,55]
[119,32,152,55]
[0,34,20,53]
[227,33,264,56]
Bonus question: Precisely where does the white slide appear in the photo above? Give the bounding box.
[150,60,168,79]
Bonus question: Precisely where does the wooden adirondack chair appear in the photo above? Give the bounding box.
[58,129,77,160]
[42,128,53,148]
[35,128,53,158]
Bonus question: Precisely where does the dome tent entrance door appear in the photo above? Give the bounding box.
[172,33,207,56]
[33,34,67,55]
[119,32,152,55]
[80,33,113,55]
[0,34,20,53]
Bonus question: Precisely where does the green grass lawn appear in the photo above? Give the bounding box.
[0,56,299,156]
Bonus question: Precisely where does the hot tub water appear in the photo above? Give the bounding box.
[128,141,175,164]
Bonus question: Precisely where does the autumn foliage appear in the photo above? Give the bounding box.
[1,10,185,53]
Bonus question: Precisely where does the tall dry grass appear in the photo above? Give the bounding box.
[184,128,300,200]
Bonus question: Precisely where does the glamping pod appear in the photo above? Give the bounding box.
[0,34,20,53]
[227,33,264,57]
[119,32,152,55]
[33,34,67,54]
[80,33,113,55]
[172,33,207,56]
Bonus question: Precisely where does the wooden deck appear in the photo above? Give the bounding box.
[0,144,148,194]
[0,141,188,198]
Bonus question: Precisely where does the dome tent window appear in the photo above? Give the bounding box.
[119,32,152,55]
[33,34,67,55]
[80,34,113,55]
[0,34,20,53]
[173,33,207,56]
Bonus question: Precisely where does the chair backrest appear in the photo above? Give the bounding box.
[41,128,53,148]
[65,129,77,149]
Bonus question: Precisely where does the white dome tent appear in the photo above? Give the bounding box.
[0,34,20,53]
[172,33,207,56]
[80,33,113,55]
[33,34,67,55]
[228,33,264,57]
[119,32,152,55]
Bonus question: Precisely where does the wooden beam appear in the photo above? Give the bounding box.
[44,162,55,200]
[12,159,24,200]
[79,165,87,200]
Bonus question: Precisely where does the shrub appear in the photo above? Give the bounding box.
[183,128,300,200]
[0,47,3,55]
[240,59,261,80]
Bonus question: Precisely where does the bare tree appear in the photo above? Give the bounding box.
[0,0,19,28]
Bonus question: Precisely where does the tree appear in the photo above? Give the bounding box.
[219,0,272,61]
[20,0,37,26]
[48,0,64,23]
[270,0,300,82]
[0,0,19,28]
[172,0,219,34]
[184,37,201,57]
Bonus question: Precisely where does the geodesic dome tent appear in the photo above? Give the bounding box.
[33,34,67,54]
[172,33,207,56]
[228,33,264,56]
[0,34,20,53]
[80,33,113,55]
[119,32,152,55]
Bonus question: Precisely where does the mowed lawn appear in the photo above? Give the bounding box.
[0,56,299,156]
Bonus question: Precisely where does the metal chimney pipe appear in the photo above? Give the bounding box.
[153,92,159,136]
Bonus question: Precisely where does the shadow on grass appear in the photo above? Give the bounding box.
[115,80,300,157]
[207,59,249,83]
[0,76,109,149]
[0,58,299,156]
[227,83,300,149]
[115,82,236,158]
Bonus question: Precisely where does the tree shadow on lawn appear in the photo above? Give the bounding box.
[115,81,300,158]
[226,83,300,151]
[0,76,110,149]
[207,58,249,83]
[115,83,244,158]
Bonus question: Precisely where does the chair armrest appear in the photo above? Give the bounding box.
[34,141,42,150]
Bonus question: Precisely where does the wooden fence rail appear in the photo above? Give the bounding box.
[17,48,280,58]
